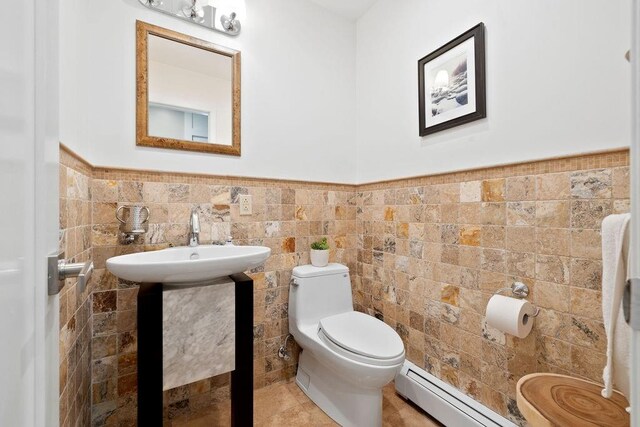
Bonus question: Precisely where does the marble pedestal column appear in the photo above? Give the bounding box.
[137,273,254,426]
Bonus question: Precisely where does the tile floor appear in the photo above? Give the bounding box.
[169,381,443,426]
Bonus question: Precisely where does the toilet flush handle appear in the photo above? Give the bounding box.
[290,278,299,287]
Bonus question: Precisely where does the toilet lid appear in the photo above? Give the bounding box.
[318,312,405,360]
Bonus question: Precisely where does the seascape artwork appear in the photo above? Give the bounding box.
[418,23,485,136]
[428,52,468,117]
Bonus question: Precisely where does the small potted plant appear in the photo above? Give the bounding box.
[310,237,330,267]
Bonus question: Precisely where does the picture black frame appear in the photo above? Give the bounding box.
[418,23,486,136]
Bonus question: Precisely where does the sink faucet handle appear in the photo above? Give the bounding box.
[225,236,234,246]
[190,209,200,234]
[188,209,201,247]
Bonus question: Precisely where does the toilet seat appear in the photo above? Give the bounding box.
[317,311,405,366]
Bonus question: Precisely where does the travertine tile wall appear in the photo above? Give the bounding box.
[59,149,94,427]
[86,164,357,425]
[61,145,630,426]
[354,150,630,424]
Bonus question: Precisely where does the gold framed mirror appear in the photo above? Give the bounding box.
[136,21,241,156]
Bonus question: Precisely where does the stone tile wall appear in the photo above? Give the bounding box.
[61,145,630,426]
[87,165,357,425]
[59,149,94,427]
[354,150,630,424]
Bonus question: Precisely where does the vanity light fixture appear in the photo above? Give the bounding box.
[137,0,242,36]
[182,0,205,23]
[221,12,241,35]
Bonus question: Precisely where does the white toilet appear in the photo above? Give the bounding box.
[289,263,405,427]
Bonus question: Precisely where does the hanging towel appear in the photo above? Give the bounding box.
[601,213,631,400]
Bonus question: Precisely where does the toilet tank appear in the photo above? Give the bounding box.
[289,263,353,330]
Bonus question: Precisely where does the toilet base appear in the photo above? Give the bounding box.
[295,350,383,427]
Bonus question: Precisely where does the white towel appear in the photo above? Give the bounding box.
[601,213,631,400]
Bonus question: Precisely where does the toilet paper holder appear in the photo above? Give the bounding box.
[494,282,540,317]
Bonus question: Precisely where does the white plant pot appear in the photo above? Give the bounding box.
[310,249,329,267]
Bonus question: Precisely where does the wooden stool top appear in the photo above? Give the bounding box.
[516,373,630,427]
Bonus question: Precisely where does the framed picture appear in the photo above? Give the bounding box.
[418,23,486,136]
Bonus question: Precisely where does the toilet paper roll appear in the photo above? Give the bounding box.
[485,295,535,338]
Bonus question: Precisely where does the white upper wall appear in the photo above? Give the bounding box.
[355,0,631,183]
[60,0,357,183]
[61,0,631,184]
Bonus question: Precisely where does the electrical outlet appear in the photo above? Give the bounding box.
[239,195,252,215]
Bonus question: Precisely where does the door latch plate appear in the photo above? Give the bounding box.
[625,278,640,330]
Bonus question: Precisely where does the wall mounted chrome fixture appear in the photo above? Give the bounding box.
[493,281,530,298]
[221,12,241,34]
[493,282,541,317]
[137,0,241,36]
[116,205,150,244]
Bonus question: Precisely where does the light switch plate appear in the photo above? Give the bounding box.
[239,195,252,215]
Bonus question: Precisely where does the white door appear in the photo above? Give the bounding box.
[632,1,640,425]
[0,0,60,425]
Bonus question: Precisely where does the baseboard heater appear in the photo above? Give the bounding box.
[395,361,517,427]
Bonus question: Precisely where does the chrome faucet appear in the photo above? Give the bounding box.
[188,208,200,247]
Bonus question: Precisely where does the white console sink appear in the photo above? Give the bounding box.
[106,245,271,284]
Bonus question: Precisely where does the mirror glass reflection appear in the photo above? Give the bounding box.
[147,34,233,145]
